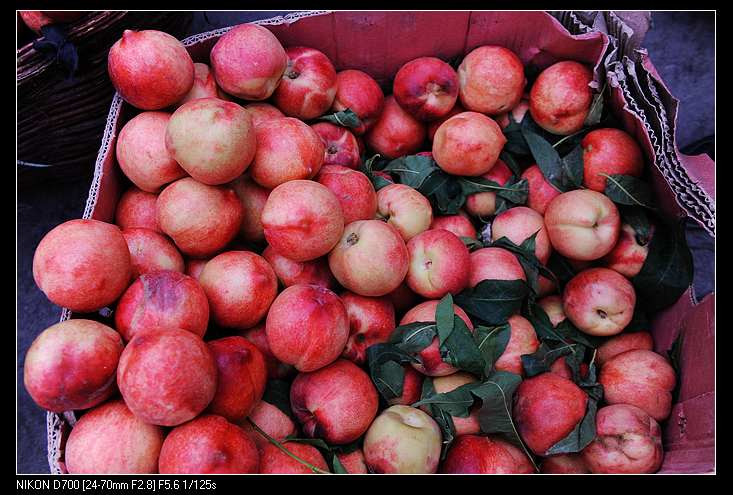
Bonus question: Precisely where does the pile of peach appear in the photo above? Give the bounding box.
[25,24,678,475]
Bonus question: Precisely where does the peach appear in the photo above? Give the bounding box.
[464,159,514,218]
[540,454,590,474]
[514,372,588,455]
[400,300,474,377]
[491,206,552,264]
[115,270,209,342]
[596,331,654,366]
[116,112,186,193]
[529,61,594,135]
[291,359,379,444]
[33,219,132,312]
[24,319,123,412]
[199,251,278,329]
[563,268,636,336]
[332,69,385,135]
[240,400,297,451]
[538,295,566,327]
[521,164,561,215]
[336,449,368,474]
[312,122,361,169]
[175,62,227,107]
[599,349,676,421]
[582,128,645,192]
[432,111,506,176]
[328,220,409,297]
[207,336,267,422]
[365,96,426,159]
[458,45,526,115]
[65,400,164,474]
[210,23,288,100]
[273,46,337,119]
[393,56,459,121]
[251,118,325,189]
[115,187,161,232]
[262,246,335,289]
[108,30,194,110]
[121,228,184,278]
[341,292,396,365]
[430,372,480,435]
[159,415,259,474]
[582,404,663,473]
[469,247,526,288]
[440,435,535,474]
[117,328,217,426]
[538,274,558,297]
[430,212,477,239]
[427,103,464,141]
[387,366,424,406]
[156,178,243,258]
[240,324,295,380]
[261,180,344,262]
[165,98,255,185]
[245,102,285,128]
[495,315,540,376]
[545,189,621,261]
[601,222,653,278]
[363,405,442,474]
[386,282,420,315]
[376,183,433,241]
[185,258,208,280]
[406,229,471,298]
[316,165,378,224]
[497,98,530,129]
[229,174,271,243]
[265,284,349,372]
[259,442,330,474]
[549,357,588,381]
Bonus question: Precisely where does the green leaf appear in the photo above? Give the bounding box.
[525,302,569,344]
[366,344,414,402]
[331,454,349,474]
[435,294,455,342]
[440,316,486,377]
[521,120,567,191]
[318,108,362,129]
[620,207,653,244]
[520,342,574,377]
[413,381,480,417]
[454,279,529,325]
[419,378,456,459]
[583,87,605,127]
[459,176,529,205]
[545,398,598,455]
[472,371,524,445]
[474,324,511,377]
[500,151,523,177]
[460,236,484,251]
[383,155,440,189]
[391,322,438,353]
[604,174,654,207]
[560,144,584,188]
[359,154,392,191]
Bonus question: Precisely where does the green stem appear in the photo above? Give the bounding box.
[246,418,330,474]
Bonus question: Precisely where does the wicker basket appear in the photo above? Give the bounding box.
[17,11,192,188]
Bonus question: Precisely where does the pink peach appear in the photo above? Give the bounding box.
[529,61,594,135]
[240,324,295,380]
[332,69,385,135]
[175,62,227,107]
[115,187,161,232]
[431,372,481,435]
[464,159,514,218]
[601,222,653,278]
[387,366,425,406]
[406,229,471,299]
[312,122,362,169]
[365,96,426,159]
[240,400,297,451]
[273,46,337,119]
[491,206,552,264]
[259,442,329,474]
[393,56,459,121]
[427,103,465,141]
[245,102,285,128]
[432,111,506,176]
[540,454,590,474]
[316,165,378,225]
[376,183,433,241]
[538,295,566,327]
[596,331,654,366]
[336,449,368,474]
[521,164,561,215]
[229,174,271,243]
[121,228,184,278]
[495,315,540,376]
[262,246,335,289]
[341,291,396,365]
[469,247,526,288]
[440,435,535,474]
[582,128,645,192]
[458,45,526,115]
[429,212,477,239]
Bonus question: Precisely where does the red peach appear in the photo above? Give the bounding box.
[108,30,194,110]
[538,295,566,327]
[121,228,184,278]
[540,454,590,474]
[393,56,459,121]
[240,400,297,451]
[495,315,540,376]
[365,96,426,159]
[549,357,589,381]
[521,164,561,215]
[431,372,481,435]
[262,246,335,289]
[341,291,396,365]
[596,331,654,366]
[117,328,217,426]
[316,165,378,224]
[24,319,123,412]
[115,187,161,233]
[65,400,164,474]
[376,183,433,241]
[245,102,285,128]
[601,222,654,278]
[159,415,259,474]
[116,112,186,193]
[229,174,270,244]
[273,46,337,119]
[175,62,228,108]
[464,159,514,218]
[469,247,526,288]
[328,220,409,297]
[265,284,350,372]
[491,206,552,264]
[496,98,530,129]
[387,366,425,406]
[332,69,385,135]
[440,435,535,474]
[184,258,208,280]
[259,442,330,474]
[210,23,288,100]
[406,229,471,299]
[336,449,368,474]
[582,128,645,192]
[312,122,361,169]
[240,324,295,380]
[115,270,209,342]
[529,61,594,135]
[458,45,526,115]
[430,212,477,239]
[427,103,465,141]
[432,111,506,176]
[386,282,421,315]
[33,219,132,312]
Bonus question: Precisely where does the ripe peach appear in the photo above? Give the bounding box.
[159,415,259,474]
[601,222,654,278]
[265,284,349,372]
[376,183,433,241]
[185,258,208,280]
[545,189,621,261]
[549,357,589,381]
[363,405,442,474]
[393,56,459,121]
[240,400,297,451]
[365,96,426,158]
[262,246,335,289]
[469,247,526,288]
[332,69,385,135]
[495,315,540,376]
[563,268,636,336]
[312,122,361,169]
[65,400,164,474]
[328,220,409,297]
[273,46,337,119]
[291,359,379,444]
[491,206,552,264]
[458,45,526,115]
[440,435,535,474]
[406,229,471,298]
[166,98,255,185]
[464,159,514,218]
[199,251,278,329]
[117,328,217,426]
[24,319,123,412]
[175,62,227,107]
[115,187,161,233]
[156,178,243,258]
[250,118,325,189]
[316,165,377,224]
[596,331,654,366]
[514,372,588,455]
[336,449,368,474]
[427,103,464,141]
[33,219,132,312]
[529,61,594,135]
[229,174,271,243]
[387,366,424,406]
[540,454,590,474]
[115,270,209,342]
[496,98,530,129]
[582,128,645,192]
[116,112,186,193]
[121,228,184,278]
[259,442,330,474]
[521,164,561,215]
[430,211,477,239]
[538,295,566,327]
[210,23,288,100]
[245,102,285,128]
[582,404,663,473]
[240,324,295,380]
[108,30,194,110]
[341,292,396,365]
[431,372,480,435]
[432,111,506,176]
